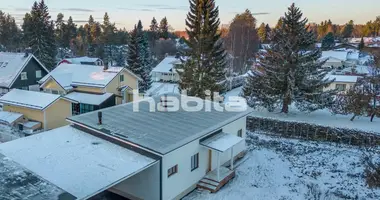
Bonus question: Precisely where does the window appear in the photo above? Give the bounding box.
[51,90,59,95]
[80,103,95,114]
[191,153,199,171]
[72,103,80,116]
[335,84,347,91]
[36,70,42,78]
[20,86,29,90]
[237,129,243,137]
[20,72,27,80]
[120,74,124,82]
[167,165,178,177]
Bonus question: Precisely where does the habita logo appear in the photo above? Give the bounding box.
[132,89,247,112]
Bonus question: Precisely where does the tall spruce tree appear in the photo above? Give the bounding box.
[178,0,227,99]
[321,32,335,50]
[359,37,365,50]
[127,22,152,93]
[242,3,336,113]
[258,23,268,43]
[23,0,56,69]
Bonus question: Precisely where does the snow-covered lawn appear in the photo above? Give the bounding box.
[184,132,380,200]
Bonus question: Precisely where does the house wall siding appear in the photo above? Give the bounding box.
[41,78,66,93]
[105,71,138,104]
[2,104,44,126]
[74,86,103,93]
[161,116,247,200]
[323,82,355,92]
[11,57,48,89]
[45,99,72,130]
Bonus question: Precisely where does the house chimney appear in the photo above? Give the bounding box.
[98,111,102,125]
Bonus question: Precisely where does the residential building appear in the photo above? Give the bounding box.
[0,89,74,130]
[39,63,141,112]
[0,94,251,200]
[323,74,359,92]
[58,56,103,66]
[0,52,49,95]
[321,50,360,69]
[151,56,182,82]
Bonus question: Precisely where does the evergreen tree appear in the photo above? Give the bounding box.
[23,0,56,69]
[341,20,354,38]
[359,37,365,50]
[159,17,169,39]
[321,32,335,50]
[149,17,159,48]
[258,23,268,43]
[127,22,152,93]
[242,3,336,113]
[55,13,65,48]
[178,0,227,99]
[0,11,21,51]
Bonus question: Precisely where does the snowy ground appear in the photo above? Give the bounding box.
[184,132,380,200]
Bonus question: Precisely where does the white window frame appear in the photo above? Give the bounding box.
[237,129,243,138]
[20,72,28,80]
[36,70,42,78]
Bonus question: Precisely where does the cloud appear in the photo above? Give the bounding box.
[61,8,94,12]
[118,8,155,12]
[13,8,30,12]
[251,12,270,15]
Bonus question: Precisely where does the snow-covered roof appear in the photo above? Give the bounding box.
[146,82,179,96]
[0,52,49,88]
[0,153,75,200]
[65,92,114,105]
[63,56,101,64]
[325,74,359,83]
[0,125,157,200]
[40,64,124,88]
[0,111,23,125]
[347,52,359,60]
[152,56,181,73]
[68,94,252,155]
[341,65,370,75]
[0,89,61,110]
[321,51,348,61]
[200,132,244,152]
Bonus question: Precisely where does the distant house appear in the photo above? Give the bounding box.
[0,94,251,200]
[58,56,103,66]
[151,56,182,82]
[38,63,141,115]
[321,50,359,69]
[0,52,49,95]
[0,89,74,130]
[323,74,359,92]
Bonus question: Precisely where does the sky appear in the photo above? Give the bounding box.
[1,0,379,30]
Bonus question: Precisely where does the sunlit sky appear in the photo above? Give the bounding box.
[1,0,379,30]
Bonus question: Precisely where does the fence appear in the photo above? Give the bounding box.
[247,116,380,146]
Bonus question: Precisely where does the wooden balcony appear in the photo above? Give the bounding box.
[197,167,235,193]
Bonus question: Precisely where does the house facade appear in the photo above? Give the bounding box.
[323,74,359,92]
[0,52,49,95]
[39,63,141,116]
[151,56,182,82]
[0,89,73,131]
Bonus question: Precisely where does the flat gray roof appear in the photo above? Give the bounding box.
[68,94,251,155]
[0,153,76,200]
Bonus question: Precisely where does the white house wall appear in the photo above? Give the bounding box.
[161,116,247,200]
[211,117,247,170]
[110,162,160,200]
[161,138,209,200]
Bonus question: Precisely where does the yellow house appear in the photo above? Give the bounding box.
[0,89,74,130]
[38,63,141,105]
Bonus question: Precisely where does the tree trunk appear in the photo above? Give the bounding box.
[350,114,357,121]
[371,113,375,122]
[281,99,289,113]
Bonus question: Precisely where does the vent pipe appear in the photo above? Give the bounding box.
[98,111,102,125]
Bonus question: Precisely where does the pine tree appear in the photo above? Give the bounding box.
[359,37,365,50]
[149,17,159,48]
[23,0,56,69]
[0,11,21,51]
[321,32,335,50]
[178,0,227,99]
[341,20,354,38]
[242,3,336,113]
[159,17,169,39]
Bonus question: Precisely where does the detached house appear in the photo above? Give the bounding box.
[151,56,182,82]
[0,94,251,200]
[39,63,141,115]
[0,52,49,95]
[58,56,103,66]
[0,89,74,131]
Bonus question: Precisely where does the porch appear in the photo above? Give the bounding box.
[198,132,244,193]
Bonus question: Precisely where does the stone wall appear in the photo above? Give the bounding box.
[247,116,380,146]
